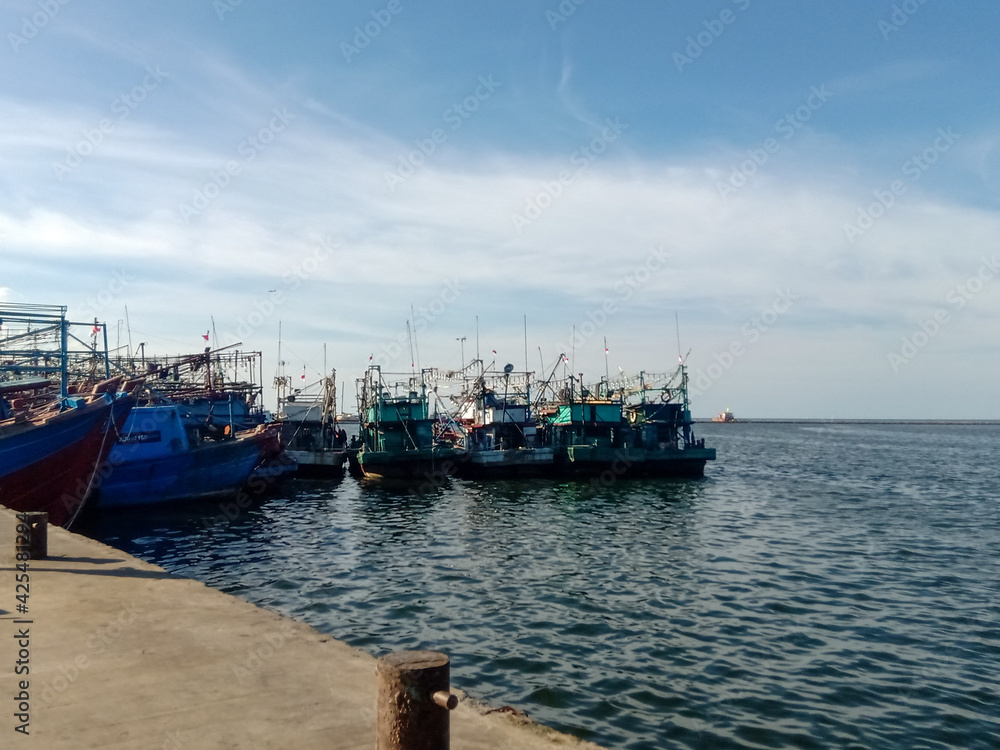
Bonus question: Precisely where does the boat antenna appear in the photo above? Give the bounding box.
[475,315,481,372]
[211,314,219,351]
[406,319,415,374]
[523,314,529,374]
[675,311,683,364]
[523,315,530,417]
[604,336,610,395]
[410,304,421,373]
[571,324,576,381]
[124,303,133,360]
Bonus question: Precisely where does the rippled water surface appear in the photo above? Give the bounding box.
[82,423,1000,749]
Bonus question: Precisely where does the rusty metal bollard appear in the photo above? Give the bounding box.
[16,512,47,560]
[376,650,458,750]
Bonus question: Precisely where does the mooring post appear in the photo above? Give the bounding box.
[16,512,48,560]
[376,650,457,750]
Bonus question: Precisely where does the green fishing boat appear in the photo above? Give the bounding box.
[542,365,715,479]
[355,366,461,480]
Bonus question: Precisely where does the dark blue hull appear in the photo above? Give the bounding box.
[97,435,267,507]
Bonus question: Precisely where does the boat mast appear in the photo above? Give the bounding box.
[273,321,288,415]
[406,320,415,376]
[604,337,610,397]
[569,326,577,403]
[100,322,110,380]
[125,304,133,362]
[59,310,69,398]
[410,304,421,374]
[523,315,530,419]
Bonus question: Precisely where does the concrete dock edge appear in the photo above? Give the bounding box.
[1,508,606,749]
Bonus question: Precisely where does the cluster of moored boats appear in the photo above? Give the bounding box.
[0,303,715,528]
[288,363,716,482]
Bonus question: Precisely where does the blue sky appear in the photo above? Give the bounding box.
[2,0,998,418]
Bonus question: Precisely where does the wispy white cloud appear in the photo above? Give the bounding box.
[3,7,998,417]
[829,59,950,97]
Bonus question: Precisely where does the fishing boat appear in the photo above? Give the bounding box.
[95,403,283,507]
[540,365,715,479]
[542,396,628,476]
[118,345,271,431]
[621,369,716,478]
[0,382,137,525]
[0,304,138,525]
[275,368,347,478]
[88,341,292,507]
[456,365,553,478]
[355,366,461,480]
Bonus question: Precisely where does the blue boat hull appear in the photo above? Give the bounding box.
[97,436,267,507]
[95,404,279,507]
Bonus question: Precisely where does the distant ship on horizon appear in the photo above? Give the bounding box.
[712,408,737,423]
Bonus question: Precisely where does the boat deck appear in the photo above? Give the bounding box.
[0,508,603,749]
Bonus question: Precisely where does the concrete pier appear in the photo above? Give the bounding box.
[0,508,604,749]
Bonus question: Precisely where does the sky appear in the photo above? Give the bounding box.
[1,0,998,418]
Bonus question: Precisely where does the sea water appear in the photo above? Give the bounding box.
[84,423,1000,749]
